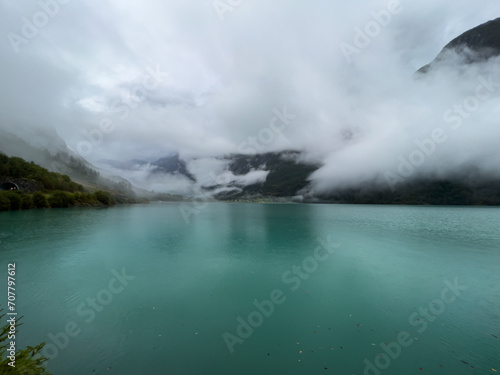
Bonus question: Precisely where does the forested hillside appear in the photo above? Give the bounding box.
[0,153,136,211]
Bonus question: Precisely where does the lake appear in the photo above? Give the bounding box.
[1,203,499,374]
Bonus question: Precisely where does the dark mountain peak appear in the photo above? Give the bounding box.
[418,17,500,73]
[226,151,311,176]
[444,17,500,55]
[211,151,319,199]
[151,154,196,181]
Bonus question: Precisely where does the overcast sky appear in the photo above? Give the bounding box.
[1,0,500,193]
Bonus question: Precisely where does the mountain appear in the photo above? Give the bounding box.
[314,17,500,205]
[101,151,319,200]
[0,153,133,211]
[214,152,319,199]
[99,154,196,182]
[4,18,500,206]
[0,128,98,181]
[418,17,500,73]
[151,154,196,181]
[0,127,139,198]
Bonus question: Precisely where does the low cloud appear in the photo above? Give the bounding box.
[1,0,500,194]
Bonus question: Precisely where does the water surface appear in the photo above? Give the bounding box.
[0,203,499,374]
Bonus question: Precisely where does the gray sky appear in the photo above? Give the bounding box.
[1,0,500,193]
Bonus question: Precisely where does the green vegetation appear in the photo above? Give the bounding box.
[0,153,82,193]
[0,309,51,374]
[94,190,115,205]
[21,195,34,210]
[319,180,500,206]
[2,193,22,211]
[0,194,10,211]
[32,192,49,209]
[0,153,124,212]
[0,190,118,212]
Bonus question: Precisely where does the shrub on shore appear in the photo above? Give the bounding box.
[0,190,119,211]
[33,192,49,209]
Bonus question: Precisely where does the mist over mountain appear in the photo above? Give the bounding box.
[94,151,315,198]
[418,17,500,73]
[0,127,140,197]
[305,17,500,200]
[1,2,500,203]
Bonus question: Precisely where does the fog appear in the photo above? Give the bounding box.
[1,0,500,195]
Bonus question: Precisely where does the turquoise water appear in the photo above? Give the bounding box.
[0,203,499,374]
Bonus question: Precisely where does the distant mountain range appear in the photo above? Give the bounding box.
[2,17,500,205]
[217,152,318,199]
[98,151,319,199]
[99,154,195,181]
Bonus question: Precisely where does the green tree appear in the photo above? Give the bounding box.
[73,192,93,206]
[21,194,34,210]
[32,193,48,209]
[0,194,10,211]
[0,153,84,192]
[48,192,71,208]
[3,193,21,211]
[94,191,115,206]
[0,309,51,374]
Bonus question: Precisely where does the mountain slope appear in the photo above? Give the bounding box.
[318,18,500,205]
[151,154,196,181]
[418,17,500,73]
[217,152,318,199]
[0,128,141,198]
[0,153,128,211]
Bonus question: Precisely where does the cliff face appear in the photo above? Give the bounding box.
[418,17,500,73]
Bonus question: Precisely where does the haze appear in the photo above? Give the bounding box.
[1,0,500,194]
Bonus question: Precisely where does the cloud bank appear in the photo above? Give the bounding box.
[1,0,500,194]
